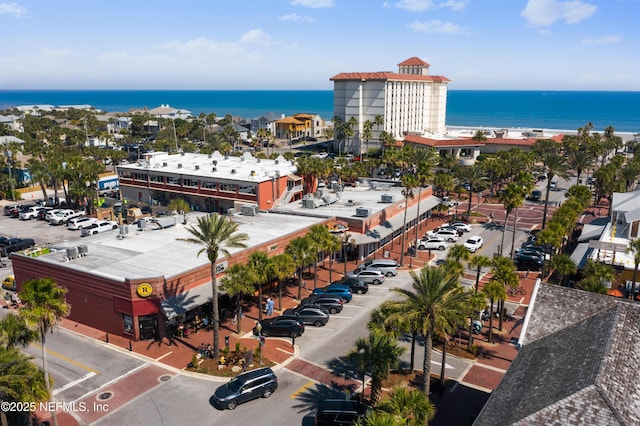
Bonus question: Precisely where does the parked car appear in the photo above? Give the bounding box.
[315,399,371,426]
[356,259,398,277]
[527,190,543,202]
[213,367,278,410]
[44,209,61,221]
[441,197,459,207]
[0,238,35,257]
[10,205,34,218]
[299,295,344,314]
[253,316,305,338]
[4,204,29,216]
[513,253,544,270]
[463,236,484,253]
[282,306,330,327]
[417,236,448,251]
[515,247,550,261]
[19,205,42,220]
[2,275,15,291]
[67,216,98,230]
[435,224,463,236]
[312,284,353,302]
[330,278,368,294]
[449,221,472,232]
[345,268,386,285]
[81,220,118,236]
[49,209,84,226]
[426,229,459,243]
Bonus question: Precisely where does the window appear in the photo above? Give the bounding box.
[149,174,163,183]
[220,183,235,192]
[166,176,181,185]
[133,172,147,181]
[118,170,131,178]
[123,314,133,334]
[239,184,256,195]
[183,178,199,187]
[201,180,216,190]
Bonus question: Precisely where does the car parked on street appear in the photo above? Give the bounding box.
[330,277,368,294]
[463,236,484,253]
[213,367,278,410]
[253,316,305,338]
[418,236,448,251]
[312,284,353,302]
[81,220,118,236]
[357,259,398,277]
[299,295,344,314]
[345,268,386,285]
[513,253,544,270]
[315,399,372,426]
[515,247,550,261]
[282,306,330,327]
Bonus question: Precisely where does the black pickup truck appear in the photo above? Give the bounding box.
[0,238,36,257]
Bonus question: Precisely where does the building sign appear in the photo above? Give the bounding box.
[98,176,119,191]
[136,282,153,298]
[216,261,228,275]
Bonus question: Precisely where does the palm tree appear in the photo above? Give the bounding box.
[412,148,438,251]
[541,152,570,229]
[285,236,314,300]
[325,234,342,284]
[0,313,38,349]
[267,253,295,311]
[220,264,254,333]
[550,254,577,286]
[447,244,471,266]
[0,346,49,426]
[577,276,609,294]
[306,224,333,289]
[348,331,405,405]
[387,266,474,397]
[481,280,505,344]
[399,174,418,266]
[178,214,249,359]
[625,238,640,300]
[567,150,593,185]
[470,255,492,292]
[459,163,488,217]
[488,257,518,331]
[19,278,70,426]
[247,251,270,321]
[376,386,436,426]
[362,119,373,160]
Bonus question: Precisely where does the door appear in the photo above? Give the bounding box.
[139,315,158,340]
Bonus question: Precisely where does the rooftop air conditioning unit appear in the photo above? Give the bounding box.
[65,247,78,260]
[355,207,372,217]
[227,208,236,215]
[195,165,200,170]
[381,194,395,203]
[208,153,212,158]
[275,159,279,165]
[302,198,318,209]
[77,245,88,256]
[241,205,258,216]
[231,169,237,174]
[178,163,182,168]
[212,167,217,172]
[250,170,256,176]
[212,160,217,166]
[162,162,168,167]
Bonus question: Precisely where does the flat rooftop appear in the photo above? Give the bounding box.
[29,212,324,282]
[117,151,297,184]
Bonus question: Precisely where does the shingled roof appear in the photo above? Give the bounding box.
[474,283,640,425]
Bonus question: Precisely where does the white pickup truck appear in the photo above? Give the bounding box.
[49,209,84,226]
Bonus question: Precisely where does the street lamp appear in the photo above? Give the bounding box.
[5,149,14,201]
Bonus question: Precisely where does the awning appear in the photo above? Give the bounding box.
[570,243,593,269]
[160,282,213,320]
[351,196,441,245]
[578,224,606,242]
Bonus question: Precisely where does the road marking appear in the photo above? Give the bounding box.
[31,343,99,374]
[290,381,315,398]
[53,372,96,395]
[430,360,455,370]
[155,351,173,361]
[72,362,149,403]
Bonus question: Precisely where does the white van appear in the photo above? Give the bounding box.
[357,259,399,277]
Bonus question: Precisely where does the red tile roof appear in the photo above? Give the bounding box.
[403,134,484,148]
[330,72,450,83]
[398,57,430,67]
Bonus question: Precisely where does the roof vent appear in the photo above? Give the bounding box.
[162,162,167,167]
[208,153,212,158]
[231,169,237,174]
[195,165,200,170]
[212,167,217,172]
[178,163,182,168]
[250,170,256,176]
[212,160,217,166]
[275,159,279,165]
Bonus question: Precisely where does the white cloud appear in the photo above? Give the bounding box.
[290,0,334,8]
[277,13,314,22]
[0,2,26,16]
[240,29,272,45]
[162,37,245,58]
[521,0,596,27]
[440,1,466,11]
[581,35,621,45]
[409,19,469,35]
[390,0,435,12]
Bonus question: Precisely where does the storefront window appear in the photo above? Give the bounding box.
[123,314,133,334]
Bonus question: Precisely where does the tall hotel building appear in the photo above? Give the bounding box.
[330,57,450,154]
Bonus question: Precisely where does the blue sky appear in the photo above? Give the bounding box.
[1,0,638,91]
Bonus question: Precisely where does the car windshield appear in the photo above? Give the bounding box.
[227,376,245,393]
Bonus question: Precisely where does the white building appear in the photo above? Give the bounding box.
[330,57,450,155]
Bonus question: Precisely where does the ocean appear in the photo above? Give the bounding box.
[1,89,639,134]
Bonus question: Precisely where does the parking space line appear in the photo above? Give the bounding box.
[290,381,315,398]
